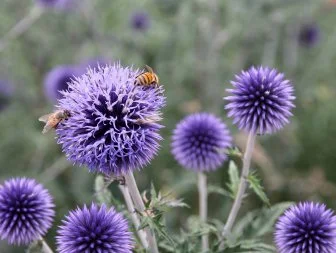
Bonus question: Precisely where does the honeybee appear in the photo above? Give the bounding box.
[134,65,159,87]
[38,109,71,134]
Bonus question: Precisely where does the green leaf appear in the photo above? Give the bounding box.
[222,239,276,253]
[247,171,270,206]
[226,161,240,198]
[232,202,294,239]
[208,184,232,198]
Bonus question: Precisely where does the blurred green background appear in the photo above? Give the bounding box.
[1,0,336,252]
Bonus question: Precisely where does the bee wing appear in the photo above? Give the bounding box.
[145,65,154,73]
[42,123,53,134]
[38,113,53,123]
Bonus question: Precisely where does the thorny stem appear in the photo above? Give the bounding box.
[220,132,256,247]
[198,172,209,252]
[0,6,43,53]
[118,184,149,249]
[124,172,159,253]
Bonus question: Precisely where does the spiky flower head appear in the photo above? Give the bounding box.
[57,203,133,253]
[130,11,151,31]
[0,178,55,245]
[44,64,82,103]
[275,202,336,253]
[56,63,165,175]
[171,112,232,172]
[225,66,295,135]
[299,23,320,47]
[0,79,14,111]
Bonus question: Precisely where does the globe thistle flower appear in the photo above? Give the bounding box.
[44,64,81,103]
[299,23,320,47]
[130,11,151,31]
[0,79,14,111]
[0,178,55,245]
[225,66,295,135]
[56,63,165,175]
[171,113,232,172]
[275,202,336,253]
[57,203,133,253]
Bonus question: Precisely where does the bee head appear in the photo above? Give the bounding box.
[63,110,71,118]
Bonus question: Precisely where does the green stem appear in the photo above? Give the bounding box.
[124,172,159,253]
[221,132,256,247]
[198,172,209,252]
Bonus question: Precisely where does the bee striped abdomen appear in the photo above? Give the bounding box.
[134,65,159,87]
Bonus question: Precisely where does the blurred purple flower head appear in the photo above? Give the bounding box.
[44,65,81,103]
[171,113,232,172]
[130,11,151,31]
[0,79,14,111]
[225,66,295,135]
[299,23,320,47]
[37,0,76,9]
[0,178,55,245]
[56,63,165,175]
[57,203,133,253]
[275,202,336,253]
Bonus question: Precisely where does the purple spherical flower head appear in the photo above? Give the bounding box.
[275,202,336,253]
[0,178,55,245]
[171,113,232,172]
[130,11,151,31]
[225,66,295,135]
[299,23,320,47]
[56,63,165,175]
[0,79,14,111]
[57,203,133,253]
[44,65,81,103]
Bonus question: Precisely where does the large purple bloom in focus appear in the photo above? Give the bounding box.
[171,113,232,172]
[275,202,336,253]
[44,65,82,103]
[56,63,165,175]
[57,204,133,253]
[225,66,295,134]
[0,178,55,245]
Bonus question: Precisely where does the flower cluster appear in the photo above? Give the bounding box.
[0,178,54,245]
[56,63,165,175]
